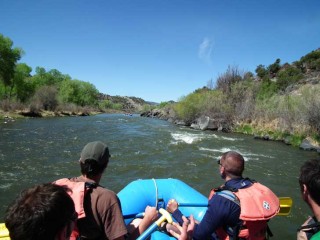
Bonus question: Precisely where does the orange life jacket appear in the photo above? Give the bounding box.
[209,180,279,240]
[54,178,97,240]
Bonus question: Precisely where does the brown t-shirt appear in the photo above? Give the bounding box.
[71,176,128,240]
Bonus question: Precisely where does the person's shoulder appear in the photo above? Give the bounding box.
[54,177,80,185]
[95,185,118,197]
[66,176,85,183]
[68,177,78,182]
[96,185,115,193]
[251,181,276,192]
[93,187,121,207]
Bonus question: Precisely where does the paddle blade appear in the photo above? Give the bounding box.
[0,223,9,239]
[278,197,292,216]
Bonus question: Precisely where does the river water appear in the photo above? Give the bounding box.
[0,113,319,239]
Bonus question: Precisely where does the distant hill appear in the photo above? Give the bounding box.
[98,93,159,112]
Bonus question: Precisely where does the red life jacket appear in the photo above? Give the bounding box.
[54,178,97,240]
[209,180,280,240]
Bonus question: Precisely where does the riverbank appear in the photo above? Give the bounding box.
[234,122,320,153]
[0,109,95,120]
[0,108,130,121]
[140,108,320,154]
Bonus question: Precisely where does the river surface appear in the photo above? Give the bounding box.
[0,113,319,239]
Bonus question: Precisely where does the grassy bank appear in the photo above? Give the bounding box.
[233,122,305,146]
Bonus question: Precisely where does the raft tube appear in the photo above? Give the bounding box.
[118,178,208,240]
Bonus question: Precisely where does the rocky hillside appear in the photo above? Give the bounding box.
[98,93,157,112]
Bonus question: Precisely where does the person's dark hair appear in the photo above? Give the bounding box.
[221,151,245,177]
[80,159,108,178]
[299,159,320,205]
[4,183,76,240]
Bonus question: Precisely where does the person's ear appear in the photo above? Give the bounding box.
[303,184,308,194]
[302,184,309,202]
[219,166,226,179]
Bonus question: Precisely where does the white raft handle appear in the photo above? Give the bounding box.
[152,178,158,208]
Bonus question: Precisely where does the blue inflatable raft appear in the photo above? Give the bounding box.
[118,178,208,240]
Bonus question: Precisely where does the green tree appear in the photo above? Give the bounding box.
[174,92,203,124]
[243,71,254,81]
[276,66,303,91]
[31,67,71,89]
[0,34,23,97]
[59,79,99,106]
[12,63,33,102]
[173,90,232,124]
[267,58,281,77]
[255,64,268,79]
[58,80,78,105]
[99,99,113,109]
[256,79,278,100]
[300,49,320,70]
[77,81,99,106]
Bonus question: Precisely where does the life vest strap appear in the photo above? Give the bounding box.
[213,178,256,193]
[267,224,274,237]
[297,217,320,233]
[215,190,240,206]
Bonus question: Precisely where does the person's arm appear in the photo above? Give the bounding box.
[169,215,195,240]
[167,199,184,225]
[127,206,158,240]
[137,206,158,234]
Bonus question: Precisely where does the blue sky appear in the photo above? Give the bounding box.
[1,1,319,103]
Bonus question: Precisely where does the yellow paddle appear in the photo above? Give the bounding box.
[278,197,293,216]
[0,223,9,240]
[137,208,173,240]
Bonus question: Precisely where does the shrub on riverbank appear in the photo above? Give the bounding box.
[174,89,233,125]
